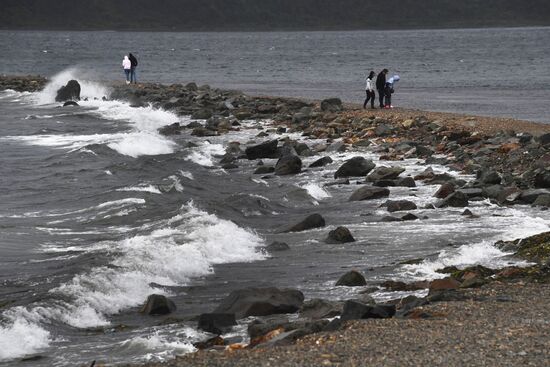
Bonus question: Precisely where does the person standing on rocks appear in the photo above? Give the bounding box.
[363,70,376,109]
[376,68,389,108]
[122,55,131,84]
[129,53,138,84]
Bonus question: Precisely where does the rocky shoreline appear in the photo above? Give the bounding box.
[2,76,550,366]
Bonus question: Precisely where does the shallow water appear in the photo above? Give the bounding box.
[0,28,550,366]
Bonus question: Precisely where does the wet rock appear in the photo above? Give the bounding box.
[335,270,366,286]
[426,289,467,302]
[495,231,550,264]
[340,301,396,321]
[55,80,81,102]
[320,98,343,112]
[478,170,501,185]
[266,241,290,252]
[520,189,550,204]
[384,200,417,213]
[381,280,429,291]
[193,336,224,350]
[456,188,484,199]
[326,226,355,243]
[325,141,347,153]
[299,299,343,319]
[534,172,550,188]
[434,182,455,199]
[309,156,333,168]
[284,213,326,232]
[191,127,218,137]
[245,140,279,160]
[275,154,302,175]
[366,166,405,182]
[532,194,550,207]
[428,277,461,291]
[334,156,375,178]
[349,186,390,201]
[198,313,237,335]
[140,294,176,315]
[401,213,419,221]
[158,122,183,135]
[62,101,79,107]
[435,191,469,208]
[381,215,401,222]
[213,287,304,319]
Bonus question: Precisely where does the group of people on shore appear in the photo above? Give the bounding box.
[364,68,400,109]
[122,53,138,84]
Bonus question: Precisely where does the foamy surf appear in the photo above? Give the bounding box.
[0,202,265,359]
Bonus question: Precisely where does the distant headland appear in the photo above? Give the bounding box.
[2,0,550,31]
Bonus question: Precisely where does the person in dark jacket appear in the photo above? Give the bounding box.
[363,71,376,109]
[375,68,388,108]
[128,53,138,84]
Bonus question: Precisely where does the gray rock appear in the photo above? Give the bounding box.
[341,301,395,321]
[349,186,390,201]
[335,270,366,287]
[299,299,343,319]
[55,80,81,102]
[326,226,355,243]
[367,166,405,181]
[140,294,176,315]
[285,213,326,232]
[245,140,279,160]
[385,200,417,213]
[335,157,376,178]
[197,313,237,335]
[320,98,343,112]
[213,287,304,319]
[275,155,302,175]
[435,191,469,208]
[266,241,290,252]
[309,156,333,168]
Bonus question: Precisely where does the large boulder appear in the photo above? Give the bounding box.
[197,313,237,335]
[309,156,333,168]
[300,299,343,319]
[435,191,469,207]
[284,213,326,232]
[275,155,302,175]
[366,166,406,182]
[349,186,390,201]
[213,287,304,319]
[335,270,366,286]
[326,226,355,243]
[334,157,375,178]
[340,301,395,321]
[385,200,417,213]
[139,294,176,315]
[245,140,279,160]
[55,80,81,102]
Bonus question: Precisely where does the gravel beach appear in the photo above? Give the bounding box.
[134,281,550,367]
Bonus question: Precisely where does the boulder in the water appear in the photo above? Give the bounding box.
[139,294,176,315]
[213,287,304,319]
[62,101,79,107]
[55,80,81,102]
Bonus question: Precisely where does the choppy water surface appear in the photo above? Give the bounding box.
[0,27,549,366]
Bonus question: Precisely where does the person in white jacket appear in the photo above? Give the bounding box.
[122,56,131,84]
[363,70,376,109]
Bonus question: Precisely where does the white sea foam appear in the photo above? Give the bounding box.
[33,68,110,105]
[118,329,197,362]
[178,170,194,180]
[301,183,332,200]
[29,203,265,330]
[185,142,225,167]
[116,185,162,194]
[0,307,51,361]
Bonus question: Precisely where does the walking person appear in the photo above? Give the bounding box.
[129,53,138,84]
[376,68,389,108]
[122,55,131,84]
[363,71,376,109]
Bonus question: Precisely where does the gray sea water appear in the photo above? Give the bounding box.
[0,28,549,366]
[1,27,550,122]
